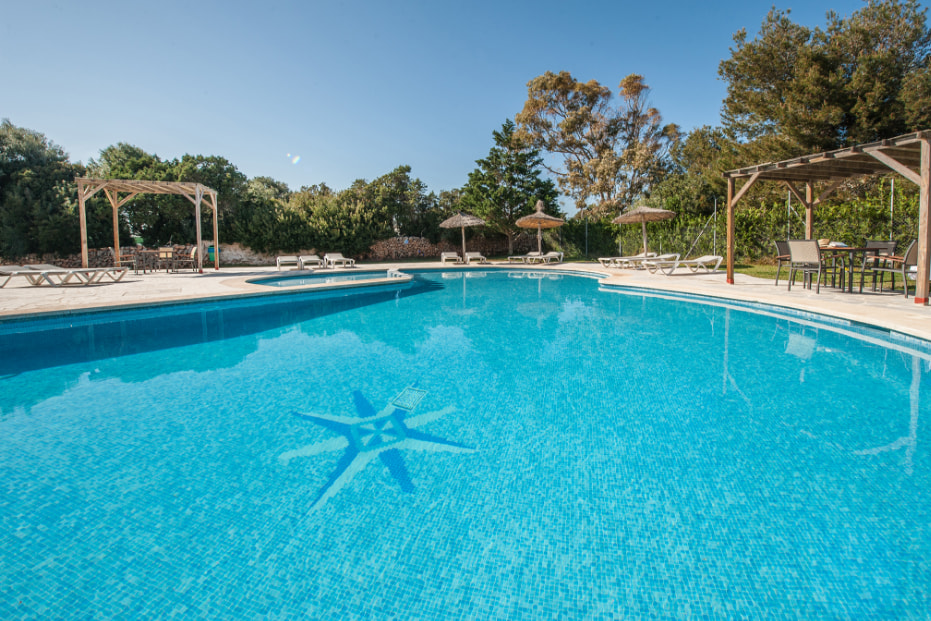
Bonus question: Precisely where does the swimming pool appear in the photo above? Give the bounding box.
[253,270,398,287]
[1,269,929,618]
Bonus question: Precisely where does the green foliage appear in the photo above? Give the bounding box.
[0,119,94,257]
[460,120,559,253]
[719,0,931,161]
[515,71,679,216]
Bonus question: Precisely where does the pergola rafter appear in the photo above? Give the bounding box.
[75,178,220,272]
[723,130,931,305]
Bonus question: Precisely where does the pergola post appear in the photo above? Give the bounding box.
[77,179,89,268]
[916,139,931,304]
[726,177,735,284]
[805,182,814,239]
[194,187,204,273]
[210,190,220,270]
[104,189,121,266]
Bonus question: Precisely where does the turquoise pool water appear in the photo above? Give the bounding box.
[253,270,391,287]
[1,269,929,618]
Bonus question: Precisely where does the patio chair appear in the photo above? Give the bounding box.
[440,252,461,264]
[324,253,356,268]
[464,251,487,264]
[859,239,918,298]
[173,247,198,272]
[110,247,138,274]
[157,247,176,272]
[277,255,300,270]
[508,251,542,263]
[299,255,323,269]
[773,240,790,285]
[858,240,897,290]
[786,239,825,293]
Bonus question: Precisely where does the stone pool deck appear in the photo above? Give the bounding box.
[1,261,930,342]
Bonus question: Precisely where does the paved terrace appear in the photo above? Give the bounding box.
[2,261,930,342]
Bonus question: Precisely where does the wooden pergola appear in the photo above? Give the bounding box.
[75,178,220,272]
[723,130,931,304]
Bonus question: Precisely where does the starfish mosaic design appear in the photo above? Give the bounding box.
[280,386,475,511]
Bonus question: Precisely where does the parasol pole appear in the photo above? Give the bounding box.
[641,220,649,255]
[537,225,543,253]
[461,226,467,257]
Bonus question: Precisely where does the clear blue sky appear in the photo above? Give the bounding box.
[1,0,890,196]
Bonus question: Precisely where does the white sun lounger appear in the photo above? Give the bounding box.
[277,256,300,270]
[526,251,563,264]
[18,264,128,286]
[1,265,44,287]
[298,255,323,269]
[597,252,656,268]
[644,255,723,275]
[464,252,487,264]
[508,251,542,263]
[440,252,461,264]
[324,253,356,268]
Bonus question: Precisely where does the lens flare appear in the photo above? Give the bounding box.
[286,153,301,164]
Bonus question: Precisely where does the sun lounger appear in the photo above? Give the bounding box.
[508,251,542,263]
[526,251,563,264]
[276,256,300,270]
[299,255,323,269]
[324,253,356,268]
[20,264,128,286]
[440,252,461,264]
[1,265,44,287]
[597,252,656,268]
[464,252,487,264]
[644,255,722,275]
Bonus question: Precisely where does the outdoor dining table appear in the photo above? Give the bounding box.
[134,249,161,273]
[819,246,874,293]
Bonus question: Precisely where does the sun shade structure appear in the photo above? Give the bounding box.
[516,200,564,254]
[439,211,486,257]
[612,204,676,256]
[722,130,931,304]
[75,178,220,272]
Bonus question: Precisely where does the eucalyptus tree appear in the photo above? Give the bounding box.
[515,72,679,217]
[459,120,559,254]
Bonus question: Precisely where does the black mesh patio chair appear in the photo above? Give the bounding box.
[860,240,918,298]
[859,240,897,290]
[787,239,825,293]
[774,240,790,286]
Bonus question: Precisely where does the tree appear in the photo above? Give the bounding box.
[649,126,739,215]
[515,71,679,217]
[86,143,184,246]
[0,119,89,257]
[460,120,559,254]
[719,1,931,160]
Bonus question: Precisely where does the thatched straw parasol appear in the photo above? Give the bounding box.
[440,211,486,257]
[612,203,676,256]
[516,200,564,254]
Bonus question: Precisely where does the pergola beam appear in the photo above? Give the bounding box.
[723,130,931,304]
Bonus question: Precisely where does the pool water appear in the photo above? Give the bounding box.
[1,269,929,618]
[253,270,391,287]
